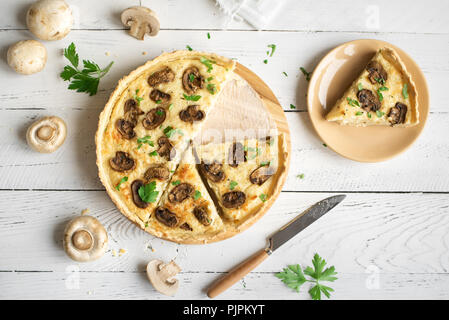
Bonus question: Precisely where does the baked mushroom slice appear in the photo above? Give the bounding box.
[142,107,166,130]
[63,216,108,262]
[115,119,136,139]
[157,136,176,161]
[388,102,408,125]
[147,260,181,296]
[366,60,388,84]
[124,99,144,126]
[250,166,275,186]
[121,6,160,40]
[193,205,212,226]
[179,105,205,123]
[144,164,169,181]
[180,223,193,231]
[182,66,204,94]
[228,142,246,167]
[148,67,175,87]
[200,161,225,182]
[131,179,149,209]
[7,40,47,75]
[109,151,136,172]
[168,183,194,203]
[155,207,178,227]
[222,191,246,209]
[357,89,381,112]
[26,116,67,153]
[150,89,171,103]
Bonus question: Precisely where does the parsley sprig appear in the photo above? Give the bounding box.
[300,67,312,81]
[276,253,338,300]
[138,181,159,203]
[60,43,114,96]
[137,135,154,149]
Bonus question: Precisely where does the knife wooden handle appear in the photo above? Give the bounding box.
[207,248,269,298]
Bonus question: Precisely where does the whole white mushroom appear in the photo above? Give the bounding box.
[26,0,73,41]
[7,40,47,75]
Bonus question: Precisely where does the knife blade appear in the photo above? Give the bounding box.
[268,194,346,253]
[207,194,346,298]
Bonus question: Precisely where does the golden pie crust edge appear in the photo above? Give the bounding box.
[95,51,288,244]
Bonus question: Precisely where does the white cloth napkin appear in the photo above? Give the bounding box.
[214,0,284,30]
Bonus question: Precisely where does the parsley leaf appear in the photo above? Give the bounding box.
[207,83,217,95]
[283,71,288,77]
[194,190,202,200]
[300,67,312,81]
[267,44,276,57]
[229,181,238,190]
[276,253,338,300]
[149,150,158,156]
[186,45,193,51]
[115,176,128,191]
[134,89,144,106]
[138,181,159,203]
[259,193,267,202]
[347,97,360,107]
[137,135,154,149]
[358,83,363,91]
[200,56,216,72]
[172,180,181,186]
[263,59,268,64]
[60,42,114,96]
[297,173,305,179]
[207,32,211,39]
[290,104,296,109]
[376,110,385,118]
[402,83,409,99]
[183,93,202,101]
[355,111,363,116]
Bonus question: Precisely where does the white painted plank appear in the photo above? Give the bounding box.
[1,271,448,300]
[0,30,447,113]
[0,110,448,191]
[1,191,448,275]
[1,0,449,33]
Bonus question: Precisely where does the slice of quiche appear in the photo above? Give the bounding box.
[195,135,283,223]
[326,47,419,127]
[146,146,224,243]
[97,51,235,224]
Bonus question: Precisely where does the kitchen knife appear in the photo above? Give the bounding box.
[207,194,346,298]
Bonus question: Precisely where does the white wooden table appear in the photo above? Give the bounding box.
[1,0,448,300]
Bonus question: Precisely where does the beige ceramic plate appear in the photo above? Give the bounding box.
[307,39,429,162]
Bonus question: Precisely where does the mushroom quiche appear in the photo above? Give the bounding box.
[195,136,282,222]
[326,47,419,127]
[147,146,224,242]
[96,51,235,232]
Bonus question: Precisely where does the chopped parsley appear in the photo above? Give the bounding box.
[283,71,288,77]
[156,99,162,104]
[402,83,409,99]
[186,45,193,51]
[194,190,202,200]
[172,180,181,186]
[207,32,211,39]
[259,193,268,202]
[355,111,363,116]
[358,83,363,91]
[300,67,312,81]
[163,126,183,138]
[156,109,164,116]
[297,173,305,179]
[229,181,238,190]
[183,93,202,101]
[137,135,154,149]
[168,103,174,110]
[367,112,372,118]
[263,59,268,64]
[134,89,144,106]
[189,73,195,82]
[267,44,276,57]
[200,56,216,72]
[115,176,128,191]
[346,97,360,107]
[377,87,388,102]
[376,110,385,118]
[138,181,159,203]
[260,160,271,166]
[375,77,386,85]
[290,104,296,109]
[207,83,217,95]
[149,150,158,156]
[323,143,327,147]
[207,76,214,82]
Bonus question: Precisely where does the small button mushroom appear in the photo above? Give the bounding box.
[124,99,144,126]
[157,137,176,161]
[388,102,408,125]
[148,67,175,87]
[142,107,166,130]
[228,142,246,167]
[121,6,160,41]
[150,89,171,103]
[366,61,388,84]
[7,40,47,75]
[193,205,212,226]
[179,105,205,123]
[115,119,136,139]
[249,166,275,186]
[168,183,194,203]
[200,161,225,182]
[144,164,169,181]
[146,260,181,296]
[26,116,66,153]
[155,207,178,227]
[131,179,149,209]
[357,89,381,112]
[63,216,108,262]
[26,0,73,41]
[180,223,193,231]
[222,191,246,209]
[109,151,136,172]
[182,67,204,94]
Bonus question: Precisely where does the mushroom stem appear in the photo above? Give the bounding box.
[129,21,147,41]
[158,261,181,283]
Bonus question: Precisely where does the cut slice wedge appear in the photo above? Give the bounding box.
[326,47,419,127]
